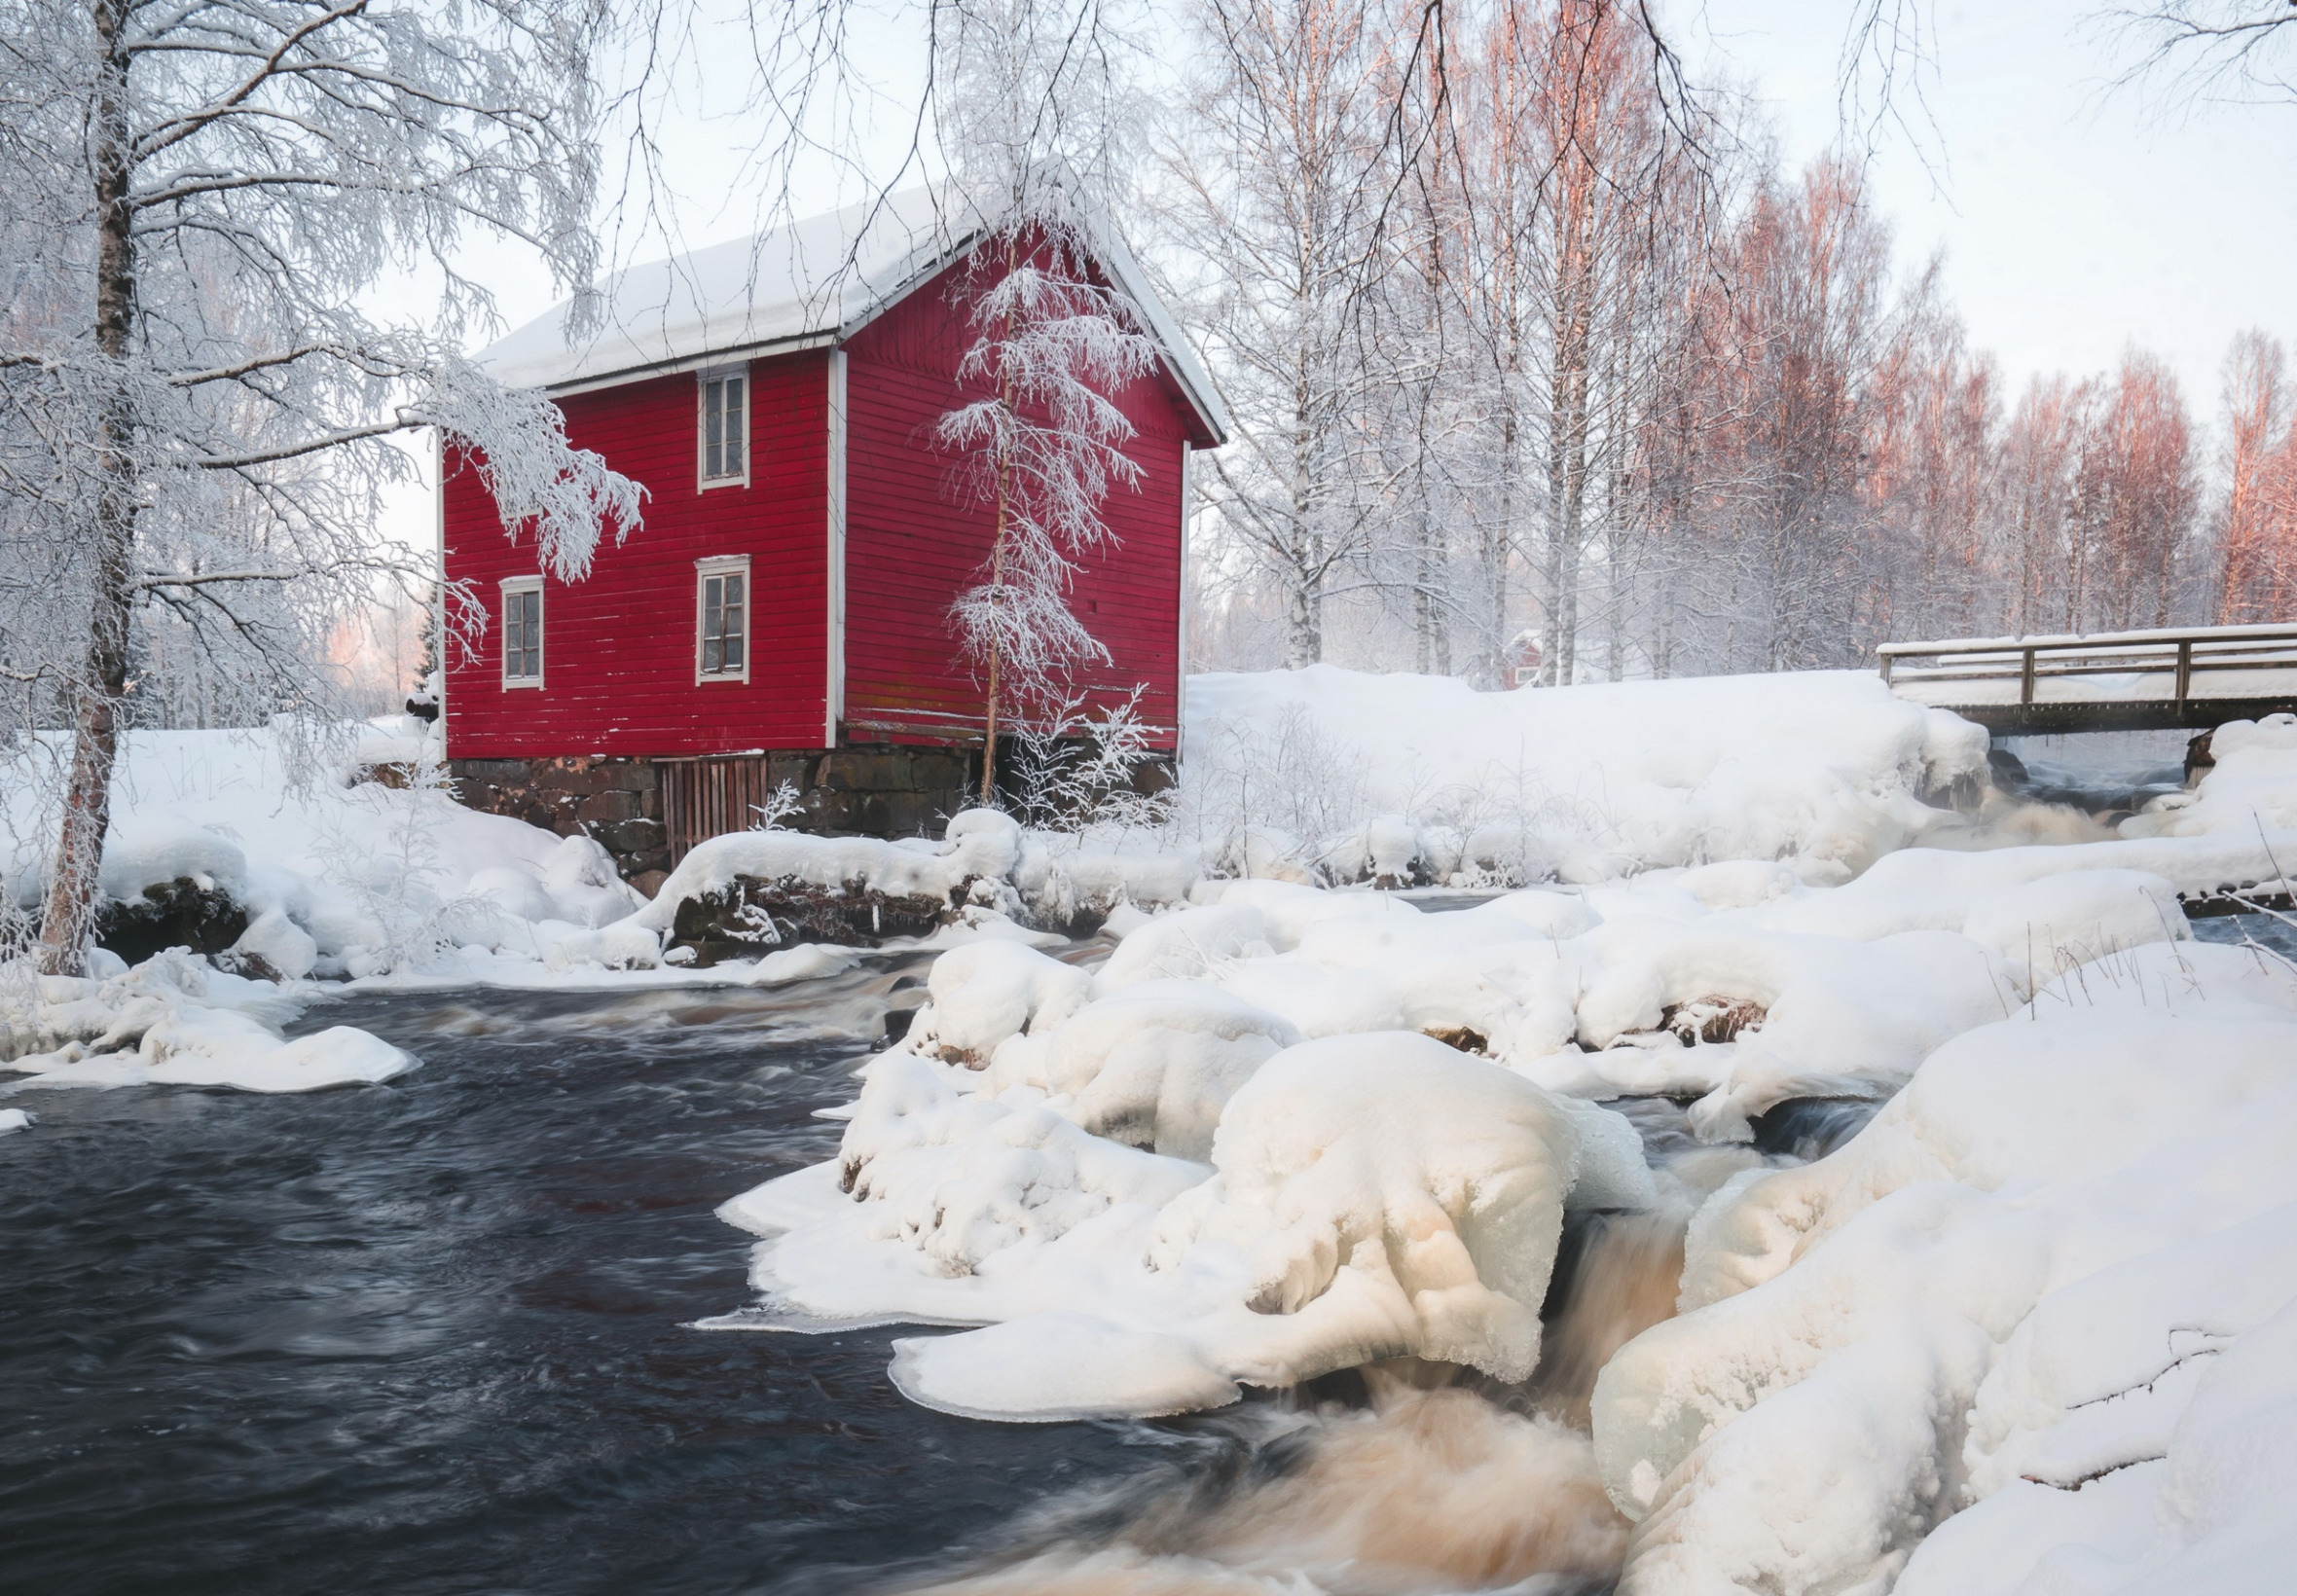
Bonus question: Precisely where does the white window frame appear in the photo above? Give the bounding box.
[694,556,751,684]
[697,365,751,490]
[499,575,544,689]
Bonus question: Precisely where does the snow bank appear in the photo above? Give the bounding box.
[1182,667,1988,884]
[3,948,415,1093]
[3,724,643,982]
[2124,712,2297,840]
[1587,964,2297,1596]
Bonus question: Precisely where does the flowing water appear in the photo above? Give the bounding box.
[0,967,1165,1596]
[0,961,1880,1596]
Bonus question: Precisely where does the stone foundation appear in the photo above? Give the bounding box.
[447,746,985,893]
[806,747,977,836]
[450,756,673,886]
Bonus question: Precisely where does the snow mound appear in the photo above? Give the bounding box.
[1183,666,1989,884]
[1589,1000,2297,1596]
[1093,903,1276,991]
[3,949,415,1093]
[978,981,1300,1159]
[831,1048,1207,1281]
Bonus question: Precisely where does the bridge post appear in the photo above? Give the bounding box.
[2175,639,2192,704]
[2020,647,2035,706]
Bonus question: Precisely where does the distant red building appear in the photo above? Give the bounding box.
[440,191,1226,882]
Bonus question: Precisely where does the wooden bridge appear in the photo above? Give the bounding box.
[1879,622,2297,735]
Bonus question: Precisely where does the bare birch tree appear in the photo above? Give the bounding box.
[1157,0,1401,667]
[0,0,642,974]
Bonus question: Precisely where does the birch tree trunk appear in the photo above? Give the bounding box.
[37,0,138,976]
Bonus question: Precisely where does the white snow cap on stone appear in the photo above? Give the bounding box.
[5,949,414,1093]
[1591,999,2297,1596]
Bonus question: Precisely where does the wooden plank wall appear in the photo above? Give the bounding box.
[839,253,1207,749]
[659,756,779,863]
[441,353,832,760]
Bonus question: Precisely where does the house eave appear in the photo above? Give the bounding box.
[536,331,841,398]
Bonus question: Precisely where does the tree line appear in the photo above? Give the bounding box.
[1163,0,2297,684]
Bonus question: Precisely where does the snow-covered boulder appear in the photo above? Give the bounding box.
[979,980,1301,1158]
[1588,998,2297,1596]
[726,1027,1654,1421]
[905,940,1092,1066]
[1142,1034,1655,1386]
[626,809,1029,962]
[228,907,319,981]
[3,948,413,1092]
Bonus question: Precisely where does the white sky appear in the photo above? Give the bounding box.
[376,0,2296,554]
[1690,0,2297,407]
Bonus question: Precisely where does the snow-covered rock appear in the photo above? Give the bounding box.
[3,948,414,1093]
[1588,994,2297,1596]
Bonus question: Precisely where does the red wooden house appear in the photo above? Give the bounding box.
[440,190,1226,884]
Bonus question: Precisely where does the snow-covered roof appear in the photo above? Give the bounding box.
[474,186,1229,443]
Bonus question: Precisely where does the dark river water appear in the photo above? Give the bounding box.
[0,966,1169,1596]
[7,908,2288,1596]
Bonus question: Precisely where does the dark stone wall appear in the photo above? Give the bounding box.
[447,746,981,895]
[806,747,975,836]
[450,756,672,889]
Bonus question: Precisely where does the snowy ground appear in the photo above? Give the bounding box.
[8,676,2297,1593]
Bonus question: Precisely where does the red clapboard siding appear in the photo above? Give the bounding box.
[840,256,1195,749]
[442,352,831,757]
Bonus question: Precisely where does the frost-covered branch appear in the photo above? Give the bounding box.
[0,0,638,973]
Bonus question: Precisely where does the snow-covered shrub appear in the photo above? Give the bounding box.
[1005,687,1174,836]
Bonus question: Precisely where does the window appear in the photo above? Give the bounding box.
[696,557,749,682]
[500,577,543,687]
[699,367,747,487]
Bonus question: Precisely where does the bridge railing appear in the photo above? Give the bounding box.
[1878,622,2297,707]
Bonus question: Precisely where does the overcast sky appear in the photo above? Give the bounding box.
[1693,0,2295,407]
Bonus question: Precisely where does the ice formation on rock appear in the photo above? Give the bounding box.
[3,949,416,1092]
[1589,986,2297,1596]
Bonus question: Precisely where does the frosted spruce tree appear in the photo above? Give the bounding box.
[0,0,642,974]
[930,0,1162,803]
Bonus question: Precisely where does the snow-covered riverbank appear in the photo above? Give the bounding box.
[9,675,2297,1594]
